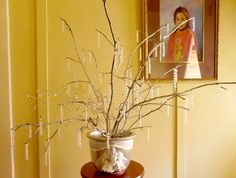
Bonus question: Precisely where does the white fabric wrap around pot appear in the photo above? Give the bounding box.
[89,139,133,151]
[87,131,135,174]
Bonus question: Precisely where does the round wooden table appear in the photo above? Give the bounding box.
[80,160,144,178]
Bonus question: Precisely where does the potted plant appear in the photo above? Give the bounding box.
[11,0,236,175]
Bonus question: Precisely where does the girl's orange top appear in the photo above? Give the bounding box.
[166,28,198,62]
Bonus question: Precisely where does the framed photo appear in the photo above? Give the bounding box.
[143,0,218,80]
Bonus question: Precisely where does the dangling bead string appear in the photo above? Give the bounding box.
[148,58,151,75]
[66,85,71,96]
[136,30,139,43]
[173,67,178,93]
[97,31,101,48]
[29,125,32,138]
[106,135,110,150]
[124,73,128,97]
[11,130,15,150]
[85,108,88,125]
[192,17,195,32]
[82,50,86,63]
[162,42,166,57]
[39,117,43,136]
[166,24,170,34]
[25,143,29,161]
[154,46,158,58]
[139,47,142,61]
[74,77,79,99]
[147,128,151,142]
[77,128,82,148]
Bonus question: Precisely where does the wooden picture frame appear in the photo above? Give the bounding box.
[143,0,218,80]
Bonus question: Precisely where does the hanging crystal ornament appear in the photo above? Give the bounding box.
[136,30,139,43]
[148,58,151,75]
[29,125,32,138]
[39,117,43,136]
[192,17,195,32]
[106,135,110,149]
[166,24,170,34]
[139,47,142,61]
[124,74,128,97]
[66,84,71,96]
[82,50,86,63]
[85,108,88,125]
[173,67,178,92]
[154,46,158,58]
[77,128,82,148]
[162,42,166,57]
[11,130,15,150]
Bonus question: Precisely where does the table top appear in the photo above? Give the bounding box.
[80,160,144,178]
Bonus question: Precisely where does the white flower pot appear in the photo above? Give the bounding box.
[87,130,135,175]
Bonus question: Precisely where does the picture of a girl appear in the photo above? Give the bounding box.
[166,7,198,62]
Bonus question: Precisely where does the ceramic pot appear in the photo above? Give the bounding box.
[87,130,135,175]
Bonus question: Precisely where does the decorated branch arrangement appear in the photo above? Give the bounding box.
[11,0,236,172]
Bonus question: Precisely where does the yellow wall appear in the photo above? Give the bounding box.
[9,0,39,177]
[0,1,13,177]
[7,0,236,178]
